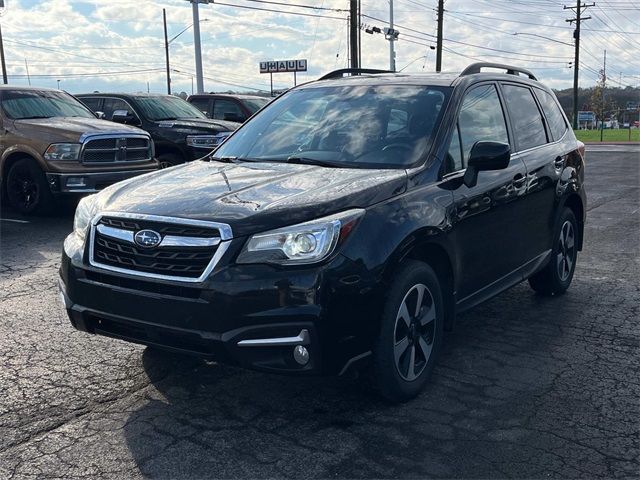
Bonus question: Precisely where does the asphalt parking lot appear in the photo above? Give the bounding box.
[0,146,638,479]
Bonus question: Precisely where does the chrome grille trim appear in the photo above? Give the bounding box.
[89,212,233,283]
[95,223,221,247]
[81,134,153,164]
[96,224,134,243]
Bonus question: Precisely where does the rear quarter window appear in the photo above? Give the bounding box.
[534,88,568,142]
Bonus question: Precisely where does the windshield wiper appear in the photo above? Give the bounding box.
[155,117,178,121]
[19,115,52,119]
[207,156,246,163]
[285,156,345,168]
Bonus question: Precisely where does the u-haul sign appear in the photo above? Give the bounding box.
[260,59,308,73]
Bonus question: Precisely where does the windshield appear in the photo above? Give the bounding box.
[243,97,270,114]
[134,96,207,121]
[1,90,95,120]
[214,84,450,168]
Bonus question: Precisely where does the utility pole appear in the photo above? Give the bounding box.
[191,0,205,94]
[350,0,358,69]
[600,49,606,141]
[389,0,396,71]
[435,0,444,72]
[358,0,362,69]
[163,9,171,95]
[0,23,7,84]
[565,1,593,129]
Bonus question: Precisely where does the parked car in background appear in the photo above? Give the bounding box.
[187,93,271,123]
[0,86,156,214]
[61,63,586,402]
[77,93,239,168]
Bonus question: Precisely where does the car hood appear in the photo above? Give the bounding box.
[95,160,407,237]
[13,117,147,143]
[155,118,240,133]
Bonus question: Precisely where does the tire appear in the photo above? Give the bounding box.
[372,260,445,403]
[157,153,183,169]
[528,208,578,296]
[6,158,55,215]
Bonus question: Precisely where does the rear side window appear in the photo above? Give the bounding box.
[213,99,244,121]
[535,88,568,141]
[456,84,509,166]
[502,85,547,151]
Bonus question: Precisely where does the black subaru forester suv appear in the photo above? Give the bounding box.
[60,63,586,402]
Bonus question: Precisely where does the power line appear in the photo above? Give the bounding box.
[210,1,346,20]
[232,0,347,13]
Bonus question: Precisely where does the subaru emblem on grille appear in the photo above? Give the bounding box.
[134,229,162,248]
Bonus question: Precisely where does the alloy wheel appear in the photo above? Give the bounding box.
[557,220,575,282]
[393,283,436,381]
[8,167,39,211]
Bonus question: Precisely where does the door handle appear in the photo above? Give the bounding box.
[554,156,565,169]
[513,173,527,188]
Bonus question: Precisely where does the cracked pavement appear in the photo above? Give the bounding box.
[1,146,638,479]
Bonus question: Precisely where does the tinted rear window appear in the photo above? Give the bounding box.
[502,84,548,151]
[535,88,568,142]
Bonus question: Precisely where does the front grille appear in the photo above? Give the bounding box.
[82,136,152,163]
[100,217,219,237]
[91,216,227,280]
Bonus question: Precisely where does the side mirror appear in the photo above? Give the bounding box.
[95,111,106,120]
[111,109,140,125]
[463,141,511,188]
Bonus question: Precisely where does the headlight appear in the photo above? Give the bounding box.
[44,143,81,161]
[237,209,365,265]
[73,194,100,242]
[186,133,230,149]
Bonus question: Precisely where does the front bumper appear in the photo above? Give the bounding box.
[46,167,157,194]
[59,242,377,375]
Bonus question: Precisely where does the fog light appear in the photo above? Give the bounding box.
[293,345,309,365]
[66,177,87,188]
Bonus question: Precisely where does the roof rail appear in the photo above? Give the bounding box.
[460,62,538,81]
[318,68,393,81]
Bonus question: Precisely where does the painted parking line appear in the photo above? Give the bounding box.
[586,144,640,153]
[0,218,30,224]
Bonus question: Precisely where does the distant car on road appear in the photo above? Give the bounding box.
[0,86,156,215]
[187,93,271,123]
[78,93,239,168]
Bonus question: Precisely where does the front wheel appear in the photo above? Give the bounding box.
[6,158,55,215]
[372,260,444,403]
[528,208,578,296]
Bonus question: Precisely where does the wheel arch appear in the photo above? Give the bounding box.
[382,233,457,332]
[1,150,42,195]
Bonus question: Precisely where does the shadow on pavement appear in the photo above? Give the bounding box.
[123,347,397,478]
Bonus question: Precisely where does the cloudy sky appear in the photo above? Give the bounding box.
[0,0,638,95]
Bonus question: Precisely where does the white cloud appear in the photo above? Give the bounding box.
[0,0,637,93]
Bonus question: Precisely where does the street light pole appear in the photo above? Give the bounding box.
[191,0,205,94]
[163,9,171,95]
[389,0,395,71]
[0,23,8,84]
